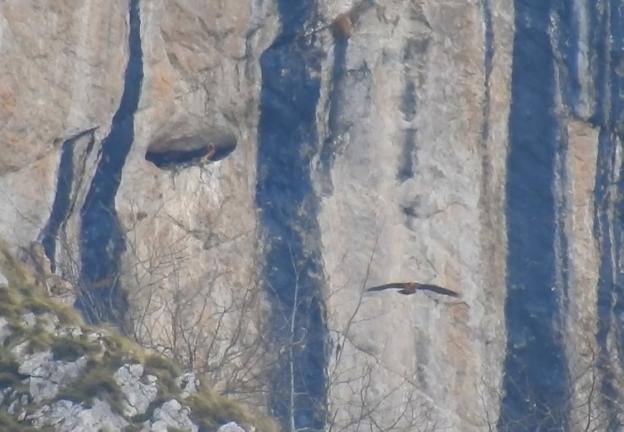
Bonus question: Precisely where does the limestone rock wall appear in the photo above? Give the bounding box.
[562,119,601,430]
[315,0,512,429]
[4,0,623,431]
[114,0,280,406]
[0,0,127,248]
[0,0,514,429]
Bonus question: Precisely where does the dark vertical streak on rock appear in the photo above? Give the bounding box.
[615,0,624,373]
[499,1,569,430]
[256,1,328,430]
[590,1,609,129]
[478,0,494,191]
[397,127,417,182]
[609,1,624,133]
[554,130,571,314]
[40,129,95,272]
[400,80,417,123]
[482,0,494,85]
[594,131,620,430]
[318,31,348,195]
[397,38,428,183]
[606,0,624,383]
[41,141,73,272]
[555,1,582,114]
[77,0,143,325]
[592,0,624,427]
[551,2,574,324]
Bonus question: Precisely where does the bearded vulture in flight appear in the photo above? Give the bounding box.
[366,282,459,298]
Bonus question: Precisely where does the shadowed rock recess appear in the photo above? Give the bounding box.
[145,129,237,170]
[4,0,624,431]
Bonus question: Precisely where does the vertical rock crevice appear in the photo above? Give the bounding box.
[40,128,96,273]
[517,0,624,427]
[396,45,422,183]
[479,0,493,152]
[555,1,584,116]
[499,1,569,429]
[588,0,624,428]
[77,0,143,326]
[256,1,328,430]
[317,27,348,196]
[396,13,430,184]
[593,130,621,429]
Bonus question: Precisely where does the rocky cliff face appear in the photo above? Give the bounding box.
[315,1,511,429]
[1,0,622,431]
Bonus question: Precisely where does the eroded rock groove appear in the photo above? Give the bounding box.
[499,1,569,429]
[77,0,143,325]
[40,128,96,272]
[256,1,329,430]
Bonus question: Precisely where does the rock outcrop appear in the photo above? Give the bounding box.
[0,247,276,432]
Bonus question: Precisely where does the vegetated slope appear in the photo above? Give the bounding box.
[0,242,278,432]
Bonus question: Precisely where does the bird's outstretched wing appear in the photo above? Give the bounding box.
[366,282,460,298]
[415,283,460,298]
[366,282,411,292]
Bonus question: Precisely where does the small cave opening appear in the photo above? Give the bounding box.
[145,131,237,170]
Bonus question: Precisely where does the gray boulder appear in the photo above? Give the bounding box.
[176,372,200,399]
[150,399,198,432]
[218,421,247,432]
[113,363,158,417]
[17,350,87,403]
[31,399,129,432]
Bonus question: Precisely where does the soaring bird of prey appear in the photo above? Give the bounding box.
[366,282,459,298]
